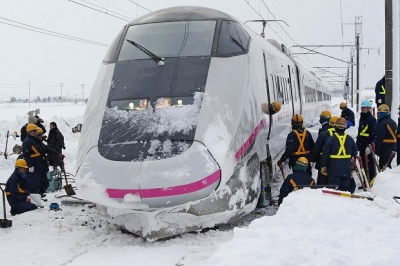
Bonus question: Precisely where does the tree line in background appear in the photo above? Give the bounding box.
[6,96,88,104]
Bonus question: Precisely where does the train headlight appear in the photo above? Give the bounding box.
[109,98,148,111]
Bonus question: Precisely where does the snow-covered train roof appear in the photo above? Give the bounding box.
[129,6,237,25]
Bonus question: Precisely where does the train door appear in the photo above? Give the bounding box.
[287,65,296,116]
[294,65,303,114]
[262,52,272,138]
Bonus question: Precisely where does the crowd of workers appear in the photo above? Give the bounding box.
[3,115,65,216]
[278,101,398,205]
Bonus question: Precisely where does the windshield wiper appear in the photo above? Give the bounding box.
[126,39,164,66]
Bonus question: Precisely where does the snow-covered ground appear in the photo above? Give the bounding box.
[0,103,399,266]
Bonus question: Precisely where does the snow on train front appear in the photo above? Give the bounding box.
[75,7,260,240]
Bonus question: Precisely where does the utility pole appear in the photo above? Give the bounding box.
[81,84,84,103]
[356,35,360,112]
[28,81,31,107]
[60,83,63,106]
[355,16,362,112]
[385,0,393,109]
[350,49,354,107]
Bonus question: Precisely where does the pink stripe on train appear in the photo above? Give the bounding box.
[234,119,266,161]
[106,169,221,199]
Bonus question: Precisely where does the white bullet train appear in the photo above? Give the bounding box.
[76,6,331,240]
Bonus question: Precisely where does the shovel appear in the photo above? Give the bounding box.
[0,183,12,228]
[57,156,76,196]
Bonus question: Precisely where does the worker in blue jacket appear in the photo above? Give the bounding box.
[356,100,377,181]
[311,116,338,185]
[340,102,355,128]
[375,76,385,107]
[22,123,43,193]
[320,117,358,192]
[5,159,38,215]
[278,157,314,205]
[277,114,314,176]
[375,104,397,169]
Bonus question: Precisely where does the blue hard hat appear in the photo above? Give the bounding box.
[361,100,372,108]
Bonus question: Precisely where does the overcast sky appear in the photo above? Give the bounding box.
[0,0,386,101]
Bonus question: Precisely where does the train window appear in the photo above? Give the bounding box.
[117,21,216,61]
[217,21,250,56]
[110,98,149,111]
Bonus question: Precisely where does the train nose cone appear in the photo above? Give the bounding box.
[77,142,221,209]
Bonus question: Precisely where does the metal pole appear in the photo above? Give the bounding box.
[351,50,354,108]
[356,35,360,112]
[385,0,393,109]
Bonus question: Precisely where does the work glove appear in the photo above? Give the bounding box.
[378,99,382,103]
[321,167,328,176]
[28,167,34,173]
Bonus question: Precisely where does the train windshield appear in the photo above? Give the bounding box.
[118,21,216,61]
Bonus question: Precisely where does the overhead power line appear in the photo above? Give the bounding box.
[67,0,131,22]
[127,1,152,12]
[0,16,109,47]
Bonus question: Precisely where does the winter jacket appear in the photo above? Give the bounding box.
[47,127,65,154]
[356,112,376,151]
[311,128,335,170]
[318,122,330,135]
[375,77,385,107]
[320,132,357,178]
[22,135,46,170]
[279,127,314,168]
[278,170,314,205]
[375,114,397,157]
[341,107,355,127]
[5,170,29,204]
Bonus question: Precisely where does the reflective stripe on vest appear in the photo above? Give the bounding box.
[30,145,41,158]
[380,85,386,95]
[330,133,351,159]
[290,179,314,191]
[383,124,397,143]
[292,129,310,155]
[359,124,369,137]
[327,128,335,136]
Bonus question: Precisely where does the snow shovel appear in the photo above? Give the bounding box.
[59,158,75,196]
[0,183,12,228]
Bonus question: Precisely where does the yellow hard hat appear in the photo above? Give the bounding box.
[26,123,38,132]
[339,102,347,109]
[291,114,303,123]
[335,117,347,129]
[378,104,390,113]
[296,157,309,167]
[329,116,339,127]
[320,110,331,119]
[271,101,281,113]
[15,159,28,169]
